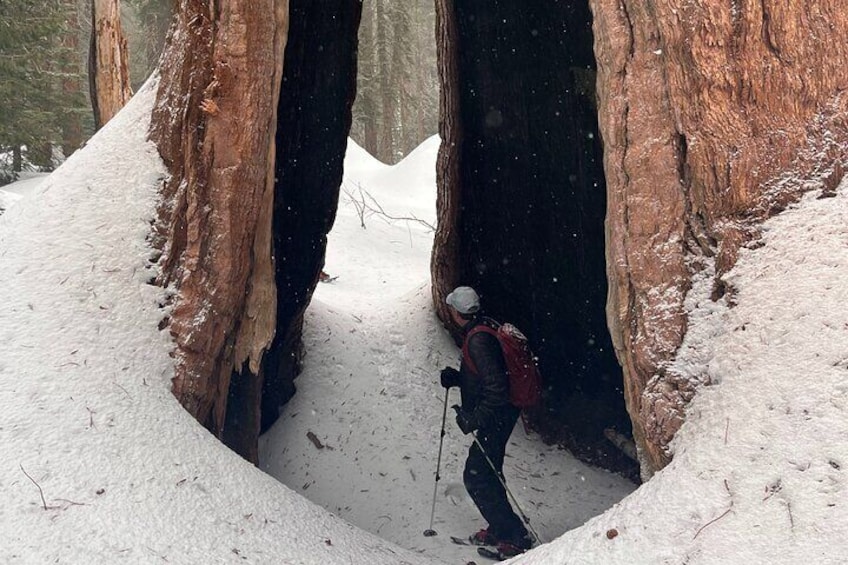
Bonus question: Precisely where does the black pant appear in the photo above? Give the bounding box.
[463,407,528,545]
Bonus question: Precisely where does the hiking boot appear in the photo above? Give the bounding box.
[469,528,498,546]
[496,541,528,558]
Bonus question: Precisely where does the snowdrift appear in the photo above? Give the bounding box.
[2,77,846,565]
[0,81,437,565]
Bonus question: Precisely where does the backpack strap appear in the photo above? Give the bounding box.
[462,319,501,375]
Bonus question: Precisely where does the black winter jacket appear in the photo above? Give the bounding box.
[458,316,513,431]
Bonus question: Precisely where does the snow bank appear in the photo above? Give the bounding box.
[0,80,437,565]
[3,70,845,565]
[521,180,848,564]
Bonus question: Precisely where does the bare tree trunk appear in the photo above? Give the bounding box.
[354,3,379,157]
[89,0,133,129]
[12,147,22,173]
[150,0,287,457]
[376,0,395,162]
[431,0,848,479]
[61,2,83,157]
[430,0,462,325]
[391,4,411,156]
[592,0,848,474]
[149,0,360,462]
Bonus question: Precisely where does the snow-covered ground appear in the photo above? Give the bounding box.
[0,81,436,565]
[259,136,635,564]
[1,80,846,564]
[0,172,48,214]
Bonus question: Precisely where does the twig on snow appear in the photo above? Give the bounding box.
[785,500,795,529]
[362,190,435,231]
[306,431,334,450]
[342,185,369,228]
[55,498,88,508]
[694,479,734,539]
[342,183,435,232]
[306,431,325,449]
[114,382,132,398]
[20,464,50,510]
[375,514,392,533]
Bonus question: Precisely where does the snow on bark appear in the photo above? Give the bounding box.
[592,0,848,474]
[149,0,285,453]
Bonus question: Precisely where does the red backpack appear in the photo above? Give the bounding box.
[462,320,543,409]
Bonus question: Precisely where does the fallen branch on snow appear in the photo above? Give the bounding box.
[694,479,734,539]
[20,464,51,510]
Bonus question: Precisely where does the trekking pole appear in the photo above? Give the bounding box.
[470,430,543,545]
[423,388,450,537]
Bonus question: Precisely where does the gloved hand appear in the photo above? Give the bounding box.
[440,367,461,389]
[452,404,476,435]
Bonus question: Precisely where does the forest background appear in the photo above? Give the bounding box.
[0,0,436,185]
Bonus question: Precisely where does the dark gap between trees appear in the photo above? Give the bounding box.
[453,2,637,480]
[239,0,638,482]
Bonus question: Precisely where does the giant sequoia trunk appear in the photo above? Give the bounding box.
[593,0,848,474]
[149,0,360,462]
[258,0,362,435]
[150,0,287,461]
[433,0,848,477]
[432,0,633,473]
[150,0,847,478]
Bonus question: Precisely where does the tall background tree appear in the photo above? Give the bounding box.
[124,0,173,87]
[89,0,133,129]
[350,0,438,164]
[0,0,88,181]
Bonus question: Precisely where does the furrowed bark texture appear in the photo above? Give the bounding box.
[150,0,285,460]
[430,0,462,322]
[89,0,133,129]
[259,0,362,434]
[592,0,848,473]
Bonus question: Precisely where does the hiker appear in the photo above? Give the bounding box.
[440,286,532,558]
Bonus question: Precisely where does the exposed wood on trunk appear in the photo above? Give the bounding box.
[150,0,286,460]
[89,0,133,130]
[222,0,290,463]
[591,0,848,474]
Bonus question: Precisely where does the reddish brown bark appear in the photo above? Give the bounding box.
[89,0,133,129]
[150,0,360,462]
[430,0,462,328]
[592,0,848,473]
[150,0,286,456]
